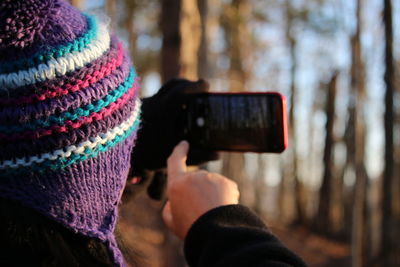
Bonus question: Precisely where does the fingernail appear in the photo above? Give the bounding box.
[130,176,142,184]
[180,140,189,146]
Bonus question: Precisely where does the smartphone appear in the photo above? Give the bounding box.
[181,92,288,153]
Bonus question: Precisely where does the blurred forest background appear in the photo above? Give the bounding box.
[71,0,399,266]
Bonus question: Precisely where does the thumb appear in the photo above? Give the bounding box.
[162,201,174,230]
[167,140,189,179]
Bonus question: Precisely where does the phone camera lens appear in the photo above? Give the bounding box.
[196,117,205,127]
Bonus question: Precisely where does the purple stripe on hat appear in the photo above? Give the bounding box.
[0,92,139,161]
[0,0,87,62]
[0,131,136,243]
[0,55,131,125]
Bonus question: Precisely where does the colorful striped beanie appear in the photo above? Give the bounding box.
[0,0,140,265]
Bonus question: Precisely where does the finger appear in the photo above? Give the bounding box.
[193,79,210,93]
[167,140,189,178]
[162,201,174,230]
[182,79,211,95]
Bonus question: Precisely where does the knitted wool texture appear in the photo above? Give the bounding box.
[0,1,141,266]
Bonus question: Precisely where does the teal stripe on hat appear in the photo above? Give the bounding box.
[0,114,141,177]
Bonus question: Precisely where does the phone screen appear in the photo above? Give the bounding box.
[183,92,287,153]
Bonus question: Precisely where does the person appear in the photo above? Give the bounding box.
[131,79,308,267]
[161,140,308,267]
[0,0,307,266]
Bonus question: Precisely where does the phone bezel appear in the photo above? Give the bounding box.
[182,92,288,153]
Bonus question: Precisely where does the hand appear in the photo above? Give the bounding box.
[130,79,219,176]
[162,141,239,240]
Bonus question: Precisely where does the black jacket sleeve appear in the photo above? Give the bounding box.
[184,205,308,267]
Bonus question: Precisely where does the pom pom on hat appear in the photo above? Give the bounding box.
[0,0,86,60]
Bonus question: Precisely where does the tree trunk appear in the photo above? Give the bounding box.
[220,0,251,205]
[123,0,138,76]
[253,155,266,216]
[285,0,306,225]
[395,58,400,266]
[160,0,201,82]
[197,0,210,79]
[220,0,251,92]
[315,72,338,234]
[69,0,83,8]
[381,0,396,265]
[160,0,181,82]
[339,81,358,241]
[180,0,201,80]
[350,0,367,266]
[105,0,116,29]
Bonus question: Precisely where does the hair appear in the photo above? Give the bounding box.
[0,197,140,267]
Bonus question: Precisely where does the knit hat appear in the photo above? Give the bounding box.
[0,0,140,266]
